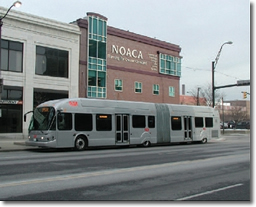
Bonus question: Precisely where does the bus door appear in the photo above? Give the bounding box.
[56,113,73,147]
[115,114,130,145]
[184,116,193,140]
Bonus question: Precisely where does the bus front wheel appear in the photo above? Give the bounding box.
[75,136,88,151]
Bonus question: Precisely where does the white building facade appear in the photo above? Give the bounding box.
[0,7,80,138]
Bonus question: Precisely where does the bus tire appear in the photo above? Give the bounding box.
[201,138,207,144]
[75,136,88,151]
[143,141,151,147]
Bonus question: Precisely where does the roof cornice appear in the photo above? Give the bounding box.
[0,6,80,35]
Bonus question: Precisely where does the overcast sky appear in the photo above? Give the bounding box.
[1,0,251,101]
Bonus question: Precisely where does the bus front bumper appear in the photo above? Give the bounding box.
[25,140,57,148]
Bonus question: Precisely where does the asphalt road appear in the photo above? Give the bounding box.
[0,134,250,201]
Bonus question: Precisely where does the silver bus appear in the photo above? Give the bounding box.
[24,98,220,150]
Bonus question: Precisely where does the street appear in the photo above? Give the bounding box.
[0,134,250,201]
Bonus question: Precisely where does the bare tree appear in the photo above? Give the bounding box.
[229,106,248,122]
[188,87,207,106]
[199,83,225,107]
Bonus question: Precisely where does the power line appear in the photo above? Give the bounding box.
[183,66,241,80]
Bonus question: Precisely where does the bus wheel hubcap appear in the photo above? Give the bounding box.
[76,138,85,149]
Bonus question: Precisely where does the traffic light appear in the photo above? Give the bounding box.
[243,92,247,99]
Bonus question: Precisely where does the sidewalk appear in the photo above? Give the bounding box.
[0,138,37,152]
[1,133,247,152]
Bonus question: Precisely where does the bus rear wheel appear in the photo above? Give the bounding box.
[143,141,151,147]
[75,136,88,151]
[201,138,207,144]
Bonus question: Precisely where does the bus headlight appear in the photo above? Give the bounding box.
[41,136,44,140]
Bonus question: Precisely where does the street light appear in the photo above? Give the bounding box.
[212,41,233,107]
[0,1,22,21]
[0,1,22,100]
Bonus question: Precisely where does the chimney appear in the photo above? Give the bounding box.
[182,84,185,95]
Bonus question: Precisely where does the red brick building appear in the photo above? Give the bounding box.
[180,95,207,106]
[76,13,182,104]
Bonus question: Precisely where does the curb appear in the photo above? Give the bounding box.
[220,130,250,134]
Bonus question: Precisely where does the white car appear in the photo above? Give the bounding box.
[220,122,228,129]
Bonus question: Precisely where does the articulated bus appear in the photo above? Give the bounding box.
[24,98,220,150]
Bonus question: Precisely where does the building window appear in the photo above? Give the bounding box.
[169,86,175,97]
[1,39,23,72]
[88,57,106,72]
[115,79,123,91]
[88,16,107,42]
[89,40,106,59]
[153,84,159,95]
[135,82,142,93]
[33,90,68,108]
[0,87,23,133]
[36,46,69,78]
[87,15,107,98]
[159,53,181,77]
[88,86,106,98]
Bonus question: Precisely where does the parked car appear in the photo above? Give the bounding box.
[220,122,228,129]
[235,121,250,129]
[227,121,236,129]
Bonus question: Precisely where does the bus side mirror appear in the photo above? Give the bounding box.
[24,111,33,122]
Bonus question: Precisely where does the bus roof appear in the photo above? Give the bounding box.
[37,98,217,116]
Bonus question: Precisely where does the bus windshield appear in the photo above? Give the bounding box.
[29,107,56,132]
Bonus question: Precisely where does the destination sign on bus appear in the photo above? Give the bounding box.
[99,115,108,119]
[41,107,49,112]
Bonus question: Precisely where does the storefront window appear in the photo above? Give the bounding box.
[33,90,68,108]
[0,87,23,133]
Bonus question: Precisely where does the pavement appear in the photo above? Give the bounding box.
[0,138,37,152]
[0,129,250,152]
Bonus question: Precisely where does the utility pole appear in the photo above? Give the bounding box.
[212,41,233,107]
[197,87,200,106]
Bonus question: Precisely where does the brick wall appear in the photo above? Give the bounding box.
[77,17,181,104]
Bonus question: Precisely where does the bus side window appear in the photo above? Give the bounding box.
[195,117,204,128]
[58,113,72,130]
[171,117,182,130]
[132,115,145,128]
[96,114,112,131]
[75,114,93,131]
[205,117,213,128]
[148,116,155,128]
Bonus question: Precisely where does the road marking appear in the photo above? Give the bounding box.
[176,183,243,201]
